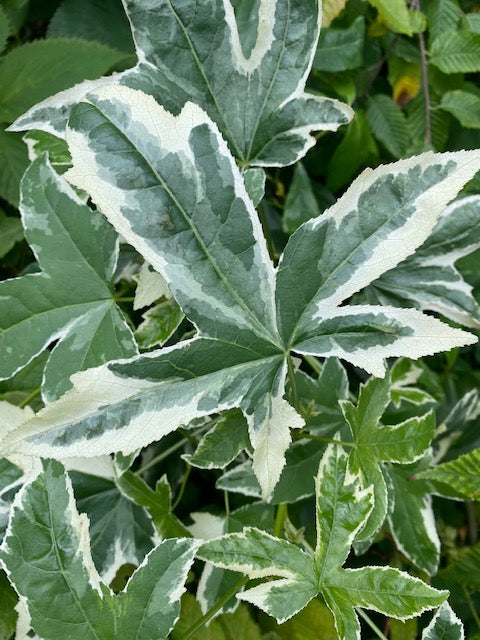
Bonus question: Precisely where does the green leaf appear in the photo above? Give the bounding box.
[0,6,11,55]
[322,0,347,27]
[418,448,480,501]
[368,0,414,35]
[171,593,226,640]
[313,16,365,72]
[11,0,353,167]
[0,459,200,640]
[185,410,250,470]
[366,94,409,158]
[430,30,480,73]
[385,463,440,576]
[0,38,127,123]
[439,543,480,592]
[427,0,460,43]
[243,167,266,207]
[326,109,378,192]
[283,163,321,235]
[0,210,23,259]
[47,0,135,54]
[465,12,480,34]
[440,90,480,128]
[0,157,137,401]
[0,125,29,206]
[134,299,184,350]
[200,445,447,630]
[365,196,480,328]
[297,358,349,436]
[341,374,435,543]
[0,570,17,640]
[69,470,155,583]
[422,602,464,640]
[267,599,337,639]
[116,471,191,538]
[22,130,72,174]
[390,359,436,407]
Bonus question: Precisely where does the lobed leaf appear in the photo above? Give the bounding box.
[0,156,137,401]
[418,448,480,501]
[11,0,353,168]
[0,459,199,640]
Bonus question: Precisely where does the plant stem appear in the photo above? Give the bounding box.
[114,296,135,303]
[274,503,288,537]
[224,490,230,517]
[294,432,356,448]
[357,609,389,640]
[180,576,249,640]
[303,354,322,376]
[134,437,189,475]
[412,0,431,145]
[18,387,41,408]
[287,353,299,410]
[463,585,480,631]
[172,464,192,510]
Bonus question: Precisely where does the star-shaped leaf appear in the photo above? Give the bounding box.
[10,0,353,167]
[341,373,436,544]
[0,459,200,640]
[199,445,447,639]
[0,156,137,401]
[362,195,480,328]
[4,86,479,498]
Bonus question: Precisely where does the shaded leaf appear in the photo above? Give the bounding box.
[0,210,23,259]
[283,163,321,235]
[134,299,184,350]
[366,94,409,158]
[441,90,480,129]
[0,126,28,206]
[0,38,127,122]
[314,16,365,72]
[0,156,137,401]
[418,448,480,501]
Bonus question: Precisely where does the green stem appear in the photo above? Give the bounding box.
[274,504,288,538]
[135,437,189,475]
[303,354,322,376]
[172,465,192,510]
[287,353,299,411]
[114,296,135,303]
[357,609,389,640]
[180,576,249,640]
[224,491,230,517]
[463,585,480,631]
[18,387,41,409]
[293,432,356,448]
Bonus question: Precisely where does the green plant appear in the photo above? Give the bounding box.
[1,1,480,638]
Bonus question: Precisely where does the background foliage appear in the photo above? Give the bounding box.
[1,0,480,638]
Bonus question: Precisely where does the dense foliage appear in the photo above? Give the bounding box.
[1,0,480,638]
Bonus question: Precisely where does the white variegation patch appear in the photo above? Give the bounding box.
[188,512,225,540]
[238,578,306,623]
[133,261,171,310]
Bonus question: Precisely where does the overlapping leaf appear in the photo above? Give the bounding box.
[341,373,435,544]
[10,0,353,167]
[363,196,480,328]
[4,85,479,498]
[0,156,137,401]
[418,448,480,501]
[199,445,447,638]
[422,602,464,640]
[0,459,200,640]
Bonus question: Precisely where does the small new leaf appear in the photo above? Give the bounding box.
[199,445,447,638]
[0,459,200,640]
[341,373,436,543]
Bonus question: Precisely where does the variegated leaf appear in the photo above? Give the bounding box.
[277,151,480,375]
[200,445,447,634]
[10,0,353,167]
[0,459,200,640]
[418,448,480,501]
[422,602,464,640]
[363,196,480,328]
[6,86,480,499]
[0,156,137,402]
[385,462,440,576]
[341,373,435,544]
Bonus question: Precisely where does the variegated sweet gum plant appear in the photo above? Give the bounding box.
[0,1,479,638]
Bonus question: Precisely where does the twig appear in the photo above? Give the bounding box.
[412,0,432,145]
